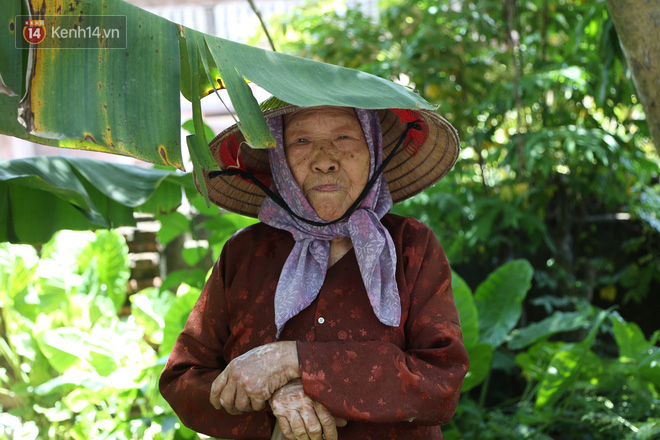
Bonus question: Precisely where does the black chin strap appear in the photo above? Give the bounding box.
[209,121,421,227]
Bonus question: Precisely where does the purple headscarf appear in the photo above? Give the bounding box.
[258,108,401,337]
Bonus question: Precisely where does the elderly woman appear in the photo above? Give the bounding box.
[159,98,469,440]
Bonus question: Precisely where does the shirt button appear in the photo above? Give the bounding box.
[317,317,325,324]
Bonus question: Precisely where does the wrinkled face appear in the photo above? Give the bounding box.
[283,106,370,221]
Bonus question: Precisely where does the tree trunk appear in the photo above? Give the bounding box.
[606,0,660,156]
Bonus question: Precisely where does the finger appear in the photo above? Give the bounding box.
[313,401,338,440]
[234,387,252,412]
[249,395,267,412]
[335,417,348,427]
[289,411,310,440]
[219,381,241,415]
[300,405,324,440]
[209,372,228,409]
[276,416,296,440]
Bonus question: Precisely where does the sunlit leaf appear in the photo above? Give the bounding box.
[452,270,479,350]
[461,343,493,392]
[508,309,593,351]
[474,259,533,348]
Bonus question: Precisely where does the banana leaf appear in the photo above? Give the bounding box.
[0,156,190,244]
[1,0,434,174]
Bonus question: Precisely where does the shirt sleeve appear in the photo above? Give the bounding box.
[158,256,273,439]
[296,223,469,425]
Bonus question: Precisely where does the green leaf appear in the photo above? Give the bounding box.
[534,344,602,409]
[508,309,593,350]
[160,286,202,356]
[206,35,433,110]
[0,157,184,244]
[156,211,190,246]
[182,246,209,267]
[611,314,652,359]
[130,288,176,345]
[461,343,493,392]
[639,347,660,389]
[203,34,275,149]
[451,271,479,350]
[474,259,533,348]
[182,119,215,144]
[76,230,130,313]
[37,327,87,373]
[6,1,183,168]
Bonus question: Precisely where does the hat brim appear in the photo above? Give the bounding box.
[200,103,460,218]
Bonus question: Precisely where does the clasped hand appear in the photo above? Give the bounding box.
[210,341,299,414]
[210,341,347,440]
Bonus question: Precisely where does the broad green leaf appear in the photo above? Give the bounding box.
[186,133,212,206]
[87,345,118,377]
[182,120,215,145]
[203,34,275,149]
[156,211,190,246]
[206,35,433,110]
[34,371,106,396]
[76,230,130,313]
[9,0,183,168]
[182,246,209,267]
[184,33,215,169]
[451,271,479,350]
[535,309,610,408]
[611,314,652,358]
[0,157,185,244]
[130,288,176,345]
[160,268,208,292]
[474,259,533,348]
[639,347,660,389]
[160,286,202,356]
[508,309,593,350]
[37,327,87,373]
[66,158,178,207]
[535,344,602,409]
[461,343,493,392]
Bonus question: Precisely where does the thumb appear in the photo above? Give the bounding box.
[334,417,348,428]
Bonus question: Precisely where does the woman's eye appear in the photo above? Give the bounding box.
[297,138,308,143]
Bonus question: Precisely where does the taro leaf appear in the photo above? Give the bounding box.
[76,230,130,314]
[508,309,593,351]
[160,286,203,357]
[452,270,479,350]
[535,309,609,409]
[611,314,653,358]
[461,343,493,392]
[639,347,660,389]
[130,288,176,346]
[474,259,533,349]
[535,343,584,408]
[37,327,87,374]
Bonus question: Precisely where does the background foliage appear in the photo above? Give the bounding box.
[1,0,659,439]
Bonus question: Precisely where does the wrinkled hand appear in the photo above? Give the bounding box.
[210,341,299,414]
[269,380,348,440]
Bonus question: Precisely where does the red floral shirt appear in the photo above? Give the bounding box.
[159,214,469,439]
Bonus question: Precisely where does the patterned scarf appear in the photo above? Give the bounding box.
[258,109,401,337]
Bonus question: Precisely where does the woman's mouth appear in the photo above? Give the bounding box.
[313,184,342,192]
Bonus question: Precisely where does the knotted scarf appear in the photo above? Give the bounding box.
[258,109,401,337]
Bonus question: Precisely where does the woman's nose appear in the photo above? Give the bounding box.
[311,142,339,173]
